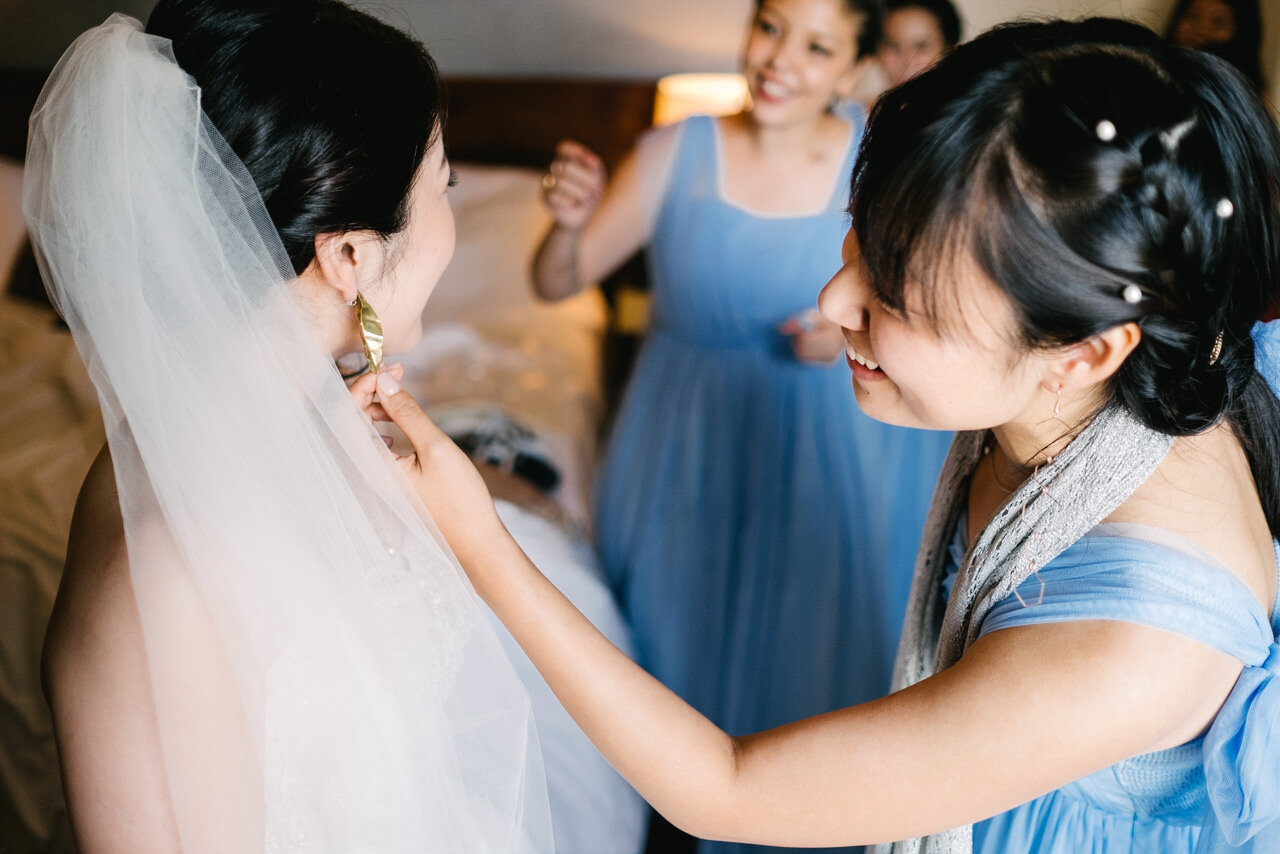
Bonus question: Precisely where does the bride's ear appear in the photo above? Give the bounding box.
[308,231,381,303]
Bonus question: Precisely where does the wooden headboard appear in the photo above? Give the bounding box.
[0,69,657,170]
[443,77,657,171]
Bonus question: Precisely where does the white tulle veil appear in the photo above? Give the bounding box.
[24,15,553,852]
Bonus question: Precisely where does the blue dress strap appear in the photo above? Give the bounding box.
[1252,320,1280,400]
[669,114,716,202]
[979,531,1280,851]
[1197,320,1280,850]
[979,531,1272,661]
[1199,539,1280,852]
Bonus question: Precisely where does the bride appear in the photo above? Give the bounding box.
[28,1,552,850]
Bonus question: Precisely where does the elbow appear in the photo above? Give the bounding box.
[654,736,749,843]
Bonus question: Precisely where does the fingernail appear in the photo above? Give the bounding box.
[376,372,401,397]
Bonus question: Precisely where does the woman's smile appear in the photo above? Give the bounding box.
[844,342,887,379]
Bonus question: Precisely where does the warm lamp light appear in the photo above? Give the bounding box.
[653,73,749,126]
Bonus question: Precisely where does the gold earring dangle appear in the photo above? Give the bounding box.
[353,292,384,374]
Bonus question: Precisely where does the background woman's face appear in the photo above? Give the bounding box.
[1172,0,1237,49]
[878,8,948,88]
[741,0,861,126]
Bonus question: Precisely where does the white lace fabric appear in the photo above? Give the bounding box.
[23,15,553,852]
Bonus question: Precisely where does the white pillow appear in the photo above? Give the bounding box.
[425,162,606,331]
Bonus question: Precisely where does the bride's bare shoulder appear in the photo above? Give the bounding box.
[66,444,128,580]
[43,443,187,850]
[43,443,135,692]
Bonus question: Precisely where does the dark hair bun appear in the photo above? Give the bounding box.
[147,0,442,274]
[853,18,1280,437]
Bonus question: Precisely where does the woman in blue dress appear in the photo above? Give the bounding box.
[377,16,1280,854]
[532,0,952,765]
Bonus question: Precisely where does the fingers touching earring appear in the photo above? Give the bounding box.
[353,292,384,374]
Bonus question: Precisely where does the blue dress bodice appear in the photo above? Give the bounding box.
[942,517,1280,852]
[645,114,854,351]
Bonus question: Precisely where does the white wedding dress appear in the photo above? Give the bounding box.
[24,15,554,852]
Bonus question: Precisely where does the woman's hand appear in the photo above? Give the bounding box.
[779,309,846,363]
[372,372,504,566]
[346,363,404,445]
[542,140,606,231]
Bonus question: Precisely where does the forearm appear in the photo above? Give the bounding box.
[531,224,589,302]
[463,529,741,837]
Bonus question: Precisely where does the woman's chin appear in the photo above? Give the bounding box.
[386,321,425,358]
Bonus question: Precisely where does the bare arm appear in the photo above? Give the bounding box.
[377,378,1245,846]
[44,446,263,853]
[44,447,184,853]
[532,130,676,302]
[45,374,401,852]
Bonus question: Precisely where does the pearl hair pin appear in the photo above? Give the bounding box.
[1095,119,1117,142]
[1215,198,1234,219]
[1122,284,1143,304]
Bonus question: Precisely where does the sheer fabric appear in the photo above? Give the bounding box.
[24,16,553,852]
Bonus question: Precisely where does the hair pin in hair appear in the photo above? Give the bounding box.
[1095,119,1117,142]
[1121,284,1143,305]
[1209,330,1224,366]
[1159,117,1196,153]
[1215,198,1234,219]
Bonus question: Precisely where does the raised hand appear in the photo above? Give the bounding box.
[346,363,405,439]
[541,140,606,231]
[778,309,846,364]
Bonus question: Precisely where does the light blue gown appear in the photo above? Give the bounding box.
[940,526,1280,853]
[595,114,953,852]
[941,326,1280,854]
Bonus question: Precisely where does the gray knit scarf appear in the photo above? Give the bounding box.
[872,403,1174,854]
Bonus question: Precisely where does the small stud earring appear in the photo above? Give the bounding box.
[1095,119,1117,142]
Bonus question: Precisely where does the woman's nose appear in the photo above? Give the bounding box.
[766,36,802,71]
[818,266,869,332]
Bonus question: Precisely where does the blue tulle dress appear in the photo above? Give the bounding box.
[941,528,1280,853]
[939,320,1280,854]
[595,114,953,852]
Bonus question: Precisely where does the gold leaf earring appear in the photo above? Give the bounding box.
[353,292,384,374]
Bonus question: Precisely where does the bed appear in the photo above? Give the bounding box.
[0,73,657,854]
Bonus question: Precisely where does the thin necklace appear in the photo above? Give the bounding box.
[987,443,1029,494]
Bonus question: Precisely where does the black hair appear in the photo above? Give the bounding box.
[851,18,1280,534]
[147,0,442,275]
[1165,0,1264,92]
[754,0,883,58]
[885,0,963,49]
